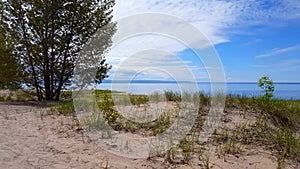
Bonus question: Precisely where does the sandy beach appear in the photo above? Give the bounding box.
[1,101,298,169]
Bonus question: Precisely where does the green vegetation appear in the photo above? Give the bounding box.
[179,138,193,163]
[99,95,120,127]
[215,118,300,166]
[51,100,75,116]
[164,90,182,102]
[199,151,211,169]
[152,112,171,135]
[225,95,300,129]
[258,76,275,99]
[129,94,149,105]
[272,128,300,162]
[49,88,300,167]
[0,4,23,89]
[219,125,243,157]
[0,89,36,102]
[52,89,300,131]
[0,0,297,167]
[1,0,115,100]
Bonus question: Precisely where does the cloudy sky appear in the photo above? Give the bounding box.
[104,0,300,82]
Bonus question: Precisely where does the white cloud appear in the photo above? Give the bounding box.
[256,44,300,58]
[112,0,300,44]
[106,0,300,80]
[252,58,300,69]
[240,0,300,22]
[282,58,300,66]
[112,0,242,45]
[110,50,209,82]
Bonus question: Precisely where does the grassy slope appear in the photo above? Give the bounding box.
[50,90,300,167]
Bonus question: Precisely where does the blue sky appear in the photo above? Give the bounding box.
[106,0,300,82]
[217,20,300,82]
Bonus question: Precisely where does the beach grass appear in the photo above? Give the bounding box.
[54,90,300,130]
[50,90,300,166]
[225,95,300,129]
[51,100,75,116]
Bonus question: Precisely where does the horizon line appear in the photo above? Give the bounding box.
[101,79,300,84]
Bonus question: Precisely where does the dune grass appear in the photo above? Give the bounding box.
[53,90,300,132]
[50,90,300,167]
[9,87,300,128]
[51,100,75,116]
[225,95,300,129]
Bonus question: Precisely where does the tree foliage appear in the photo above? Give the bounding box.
[258,76,275,99]
[0,2,22,89]
[1,0,116,100]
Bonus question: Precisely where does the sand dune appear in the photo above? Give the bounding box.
[0,102,298,169]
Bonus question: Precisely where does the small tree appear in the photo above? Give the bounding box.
[258,76,275,99]
[2,0,115,100]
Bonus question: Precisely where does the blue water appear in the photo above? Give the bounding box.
[97,82,300,100]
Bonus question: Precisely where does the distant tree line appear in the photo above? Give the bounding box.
[0,0,116,100]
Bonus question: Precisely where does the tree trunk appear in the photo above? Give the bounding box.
[18,2,41,101]
[55,88,61,101]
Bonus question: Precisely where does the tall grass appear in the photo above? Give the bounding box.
[51,90,300,166]
[164,90,181,102]
[51,100,75,116]
[225,95,300,129]
[129,94,149,105]
[54,91,300,131]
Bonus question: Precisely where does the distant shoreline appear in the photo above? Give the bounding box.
[101,80,300,84]
[97,82,300,100]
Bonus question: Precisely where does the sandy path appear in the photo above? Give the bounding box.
[0,102,148,169]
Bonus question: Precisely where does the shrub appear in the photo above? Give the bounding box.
[97,92,120,126]
[258,76,275,99]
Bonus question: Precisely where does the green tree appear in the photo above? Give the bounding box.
[0,2,22,89]
[2,0,115,100]
[258,76,275,99]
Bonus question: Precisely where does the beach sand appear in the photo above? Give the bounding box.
[0,102,298,169]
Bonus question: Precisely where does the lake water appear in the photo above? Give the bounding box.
[98,82,300,100]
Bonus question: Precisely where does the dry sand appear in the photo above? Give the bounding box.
[0,102,146,169]
[0,102,298,169]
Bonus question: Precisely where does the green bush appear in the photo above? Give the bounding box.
[97,92,120,126]
[51,101,75,116]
